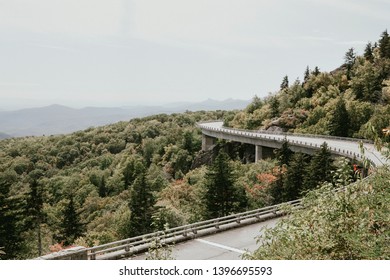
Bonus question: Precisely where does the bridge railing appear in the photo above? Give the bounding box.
[198,121,378,167]
[197,121,374,144]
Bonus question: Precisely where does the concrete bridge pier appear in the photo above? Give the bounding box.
[202,135,216,151]
[255,145,263,162]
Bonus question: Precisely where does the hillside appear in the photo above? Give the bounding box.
[236,30,390,260]
[1,109,280,259]
[227,30,390,141]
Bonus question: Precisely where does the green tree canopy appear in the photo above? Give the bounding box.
[126,162,156,237]
[203,150,247,219]
[328,97,350,137]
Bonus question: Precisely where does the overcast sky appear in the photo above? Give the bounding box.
[0,0,389,110]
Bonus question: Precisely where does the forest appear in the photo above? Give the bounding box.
[1,30,390,260]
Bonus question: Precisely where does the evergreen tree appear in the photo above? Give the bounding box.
[282,153,308,201]
[123,157,138,189]
[344,47,356,66]
[303,66,310,83]
[303,143,334,192]
[364,42,374,62]
[181,130,200,154]
[26,172,46,256]
[378,29,390,59]
[127,162,156,237]
[203,150,247,219]
[269,141,294,204]
[0,171,25,259]
[59,196,84,246]
[280,75,289,90]
[344,48,356,78]
[328,97,350,137]
[98,176,107,197]
[312,66,320,76]
[275,140,293,166]
[269,167,285,204]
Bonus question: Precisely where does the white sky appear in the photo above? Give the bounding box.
[0,0,389,110]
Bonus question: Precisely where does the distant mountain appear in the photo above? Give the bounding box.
[0,99,250,137]
[0,132,12,139]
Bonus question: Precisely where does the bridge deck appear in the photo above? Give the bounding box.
[198,121,387,167]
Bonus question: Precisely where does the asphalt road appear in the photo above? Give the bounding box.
[129,217,280,260]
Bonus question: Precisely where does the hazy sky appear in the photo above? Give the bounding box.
[0,0,389,110]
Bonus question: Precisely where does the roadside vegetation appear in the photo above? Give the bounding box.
[1,31,389,260]
[245,162,390,260]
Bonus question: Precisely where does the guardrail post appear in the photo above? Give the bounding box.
[214,218,220,229]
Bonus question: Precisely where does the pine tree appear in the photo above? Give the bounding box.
[378,29,390,59]
[275,140,293,166]
[303,66,310,84]
[364,42,374,62]
[123,157,138,189]
[344,48,356,79]
[26,172,46,256]
[282,153,308,201]
[312,66,320,76]
[59,196,84,246]
[0,171,25,259]
[269,167,285,204]
[328,97,350,137]
[127,162,156,237]
[280,75,289,90]
[203,150,247,219]
[268,141,295,204]
[98,176,107,197]
[303,143,334,192]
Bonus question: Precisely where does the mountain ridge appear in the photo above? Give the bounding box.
[0,99,250,137]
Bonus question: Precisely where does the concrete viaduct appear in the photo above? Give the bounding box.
[198,121,386,167]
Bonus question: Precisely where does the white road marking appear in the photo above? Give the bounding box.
[195,239,246,254]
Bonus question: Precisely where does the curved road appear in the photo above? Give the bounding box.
[198,121,387,167]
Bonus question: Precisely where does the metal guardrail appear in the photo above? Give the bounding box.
[39,199,301,260]
[88,199,301,260]
[197,120,374,144]
[197,121,378,167]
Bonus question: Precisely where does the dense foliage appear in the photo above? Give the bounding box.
[228,30,390,140]
[0,110,278,259]
[246,165,390,260]
[0,111,231,258]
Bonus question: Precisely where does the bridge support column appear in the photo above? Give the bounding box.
[255,145,263,162]
[202,134,216,151]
